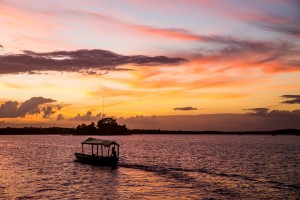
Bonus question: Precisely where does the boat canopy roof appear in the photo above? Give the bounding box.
[81,137,119,147]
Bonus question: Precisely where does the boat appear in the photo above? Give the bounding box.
[75,137,119,168]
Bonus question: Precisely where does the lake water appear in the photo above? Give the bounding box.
[0,134,299,199]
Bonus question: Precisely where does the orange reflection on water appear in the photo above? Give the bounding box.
[116,167,202,199]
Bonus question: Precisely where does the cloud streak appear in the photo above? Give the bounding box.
[189,39,300,73]
[0,49,187,74]
[76,9,296,44]
[281,95,300,104]
[245,108,270,116]
[174,106,197,111]
[248,4,300,39]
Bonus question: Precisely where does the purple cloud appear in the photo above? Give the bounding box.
[0,97,56,118]
[245,108,270,116]
[42,106,55,118]
[174,106,197,111]
[69,111,103,121]
[281,95,300,104]
[56,114,64,121]
[0,49,187,74]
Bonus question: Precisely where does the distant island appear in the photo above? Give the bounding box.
[128,129,300,135]
[0,117,299,135]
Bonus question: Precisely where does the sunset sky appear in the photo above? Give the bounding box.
[0,0,300,131]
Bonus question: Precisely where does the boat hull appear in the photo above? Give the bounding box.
[75,153,118,167]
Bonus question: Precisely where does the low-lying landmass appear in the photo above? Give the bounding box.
[0,117,299,135]
[128,129,300,135]
[0,127,299,135]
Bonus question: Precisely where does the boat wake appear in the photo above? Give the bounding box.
[119,162,300,191]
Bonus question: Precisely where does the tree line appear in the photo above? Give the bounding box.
[0,117,128,135]
[74,117,128,135]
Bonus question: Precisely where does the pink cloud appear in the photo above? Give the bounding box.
[72,10,204,42]
[0,2,59,30]
[185,39,300,74]
[130,25,204,41]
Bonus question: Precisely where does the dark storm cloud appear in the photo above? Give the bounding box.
[0,49,187,74]
[174,106,197,111]
[0,97,56,118]
[281,95,300,104]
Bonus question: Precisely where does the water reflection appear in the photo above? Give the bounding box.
[0,134,299,199]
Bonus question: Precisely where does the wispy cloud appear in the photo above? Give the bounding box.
[247,3,300,39]
[74,9,284,44]
[70,10,205,42]
[124,0,300,39]
[130,26,204,41]
[188,39,300,73]
[259,21,300,39]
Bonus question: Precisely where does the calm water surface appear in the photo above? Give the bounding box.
[0,134,299,199]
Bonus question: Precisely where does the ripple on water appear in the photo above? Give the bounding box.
[0,134,299,199]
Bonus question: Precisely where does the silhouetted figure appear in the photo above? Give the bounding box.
[111,147,117,169]
[111,147,117,158]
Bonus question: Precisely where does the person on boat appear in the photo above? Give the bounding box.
[111,147,117,158]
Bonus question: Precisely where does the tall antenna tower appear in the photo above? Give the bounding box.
[102,96,104,118]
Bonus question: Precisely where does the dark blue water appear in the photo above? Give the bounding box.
[0,134,299,199]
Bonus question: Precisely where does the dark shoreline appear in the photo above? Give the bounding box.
[0,127,299,135]
[129,129,300,135]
